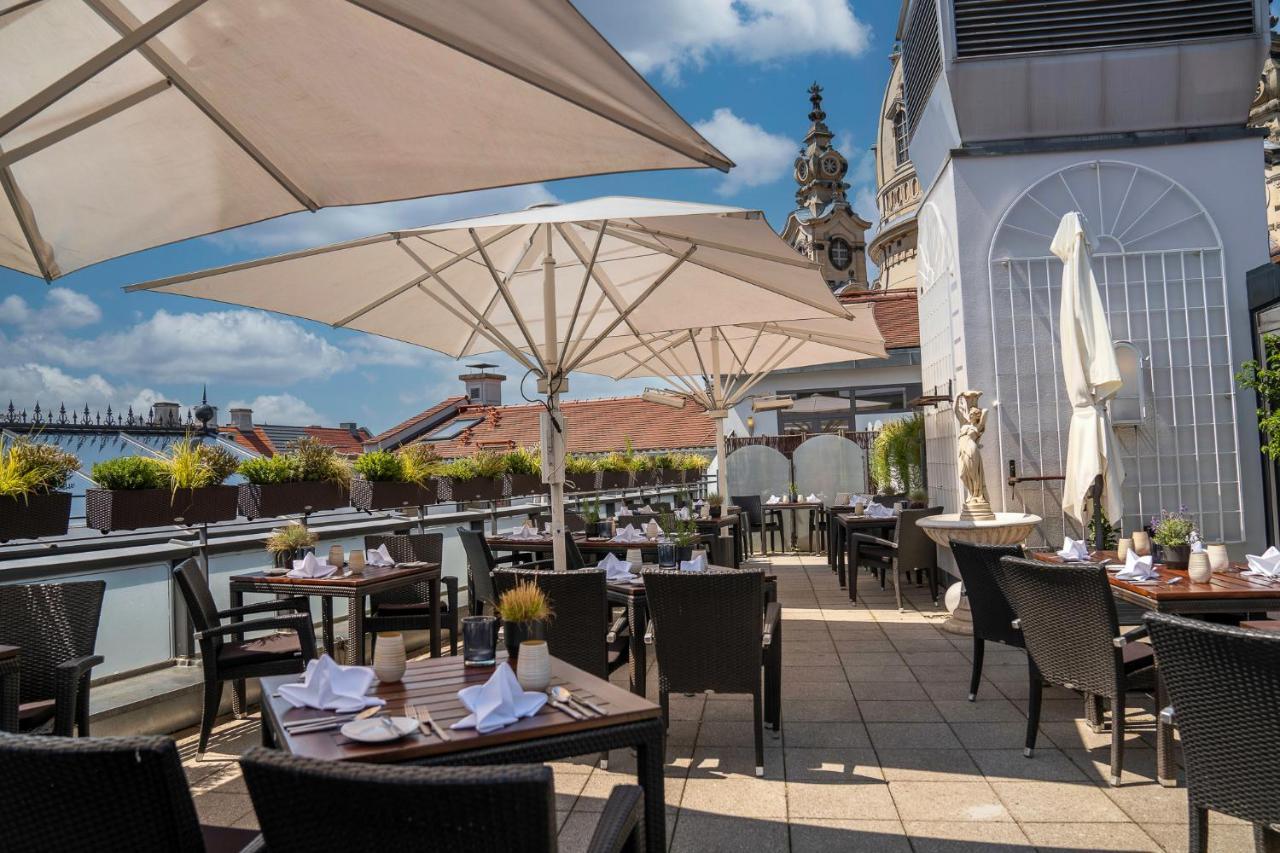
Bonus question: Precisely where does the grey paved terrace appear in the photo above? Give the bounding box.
[179,553,1249,852]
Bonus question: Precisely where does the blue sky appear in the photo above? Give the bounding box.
[0,0,901,435]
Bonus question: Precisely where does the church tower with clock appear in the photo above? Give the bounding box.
[781,83,872,292]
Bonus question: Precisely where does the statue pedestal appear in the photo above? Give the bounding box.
[915,513,1042,635]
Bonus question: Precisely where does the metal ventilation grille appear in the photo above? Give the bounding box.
[902,0,941,138]
[954,0,1256,58]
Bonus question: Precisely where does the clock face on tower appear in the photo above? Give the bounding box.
[821,156,840,176]
[794,157,810,183]
[828,237,852,271]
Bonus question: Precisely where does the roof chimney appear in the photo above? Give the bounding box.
[152,401,181,426]
[459,363,506,406]
[339,421,358,432]
[229,407,253,431]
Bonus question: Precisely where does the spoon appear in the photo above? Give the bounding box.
[550,685,600,717]
[545,688,585,720]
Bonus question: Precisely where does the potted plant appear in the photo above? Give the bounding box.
[86,441,239,532]
[706,492,724,519]
[664,513,700,562]
[564,454,599,493]
[582,496,604,537]
[597,451,631,490]
[1151,508,1197,569]
[501,446,543,498]
[787,482,800,503]
[0,439,79,542]
[627,446,656,487]
[161,441,241,525]
[438,452,501,502]
[677,452,711,487]
[351,449,430,510]
[652,452,678,485]
[907,488,928,509]
[237,437,351,519]
[265,521,318,569]
[497,580,551,662]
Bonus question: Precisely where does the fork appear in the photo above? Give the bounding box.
[407,705,431,737]
[415,705,450,740]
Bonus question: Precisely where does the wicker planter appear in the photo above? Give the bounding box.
[505,474,543,498]
[564,471,598,493]
[350,479,433,511]
[0,491,72,542]
[168,486,239,525]
[86,486,237,531]
[238,481,349,519]
[445,477,500,503]
[599,471,629,491]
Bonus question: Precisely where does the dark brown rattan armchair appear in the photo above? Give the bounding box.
[0,581,104,737]
[733,495,781,555]
[950,541,1025,701]
[0,734,261,853]
[363,534,458,656]
[173,558,316,755]
[239,747,644,853]
[1146,613,1280,853]
[643,568,781,776]
[457,527,553,617]
[999,556,1158,786]
[848,506,942,608]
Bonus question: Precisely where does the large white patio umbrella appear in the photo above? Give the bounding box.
[1053,211,1124,529]
[0,0,730,280]
[127,196,847,570]
[566,314,887,498]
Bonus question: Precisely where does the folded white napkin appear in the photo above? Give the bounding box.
[766,495,781,505]
[451,662,547,734]
[805,493,820,503]
[505,524,541,541]
[617,506,633,517]
[638,504,656,513]
[680,553,707,572]
[596,552,636,581]
[612,524,646,543]
[278,655,384,713]
[675,507,691,521]
[693,499,705,507]
[864,502,894,519]
[362,543,394,568]
[643,520,663,539]
[1245,546,1280,578]
[1115,549,1158,581]
[290,552,338,579]
[1056,537,1090,561]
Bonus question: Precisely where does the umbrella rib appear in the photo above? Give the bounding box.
[727,339,808,408]
[332,262,432,329]
[83,0,318,212]
[0,147,58,280]
[600,219,817,269]
[459,229,539,355]
[556,222,606,361]
[0,0,208,140]
[467,228,544,366]
[410,282,540,374]
[717,329,756,401]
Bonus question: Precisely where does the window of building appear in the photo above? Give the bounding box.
[468,386,480,400]
[829,237,852,271]
[892,109,909,166]
[424,417,482,441]
[777,385,921,435]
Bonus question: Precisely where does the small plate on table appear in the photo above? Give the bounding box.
[340,716,417,743]
[263,566,287,576]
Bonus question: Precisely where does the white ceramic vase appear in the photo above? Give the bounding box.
[1187,552,1213,584]
[1205,543,1230,572]
[372,632,406,683]
[516,639,551,692]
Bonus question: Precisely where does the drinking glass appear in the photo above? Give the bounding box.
[328,544,345,567]
[462,616,498,667]
[657,539,677,568]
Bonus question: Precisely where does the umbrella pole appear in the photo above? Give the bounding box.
[710,329,728,499]
[541,226,568,572]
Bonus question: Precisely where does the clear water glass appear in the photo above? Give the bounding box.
[657,539,677,568]
[462,616,497,667]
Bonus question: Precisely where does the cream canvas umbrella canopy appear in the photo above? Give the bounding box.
[127,196,847,570]
[1052,211,1125,529]
[0,0,730,280]
[566,313,887,498]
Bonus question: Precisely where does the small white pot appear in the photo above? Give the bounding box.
[1187,552,1213,584]
[516,639,551,692]
[372,632,406,683]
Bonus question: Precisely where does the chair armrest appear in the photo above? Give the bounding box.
[53,654,103,736]
[218,597,311,620]
[54,654,102,683]
[1159,705,1175,726]
[586,784,644,853]
[491,552,527,565]
[643,622,655,645]
[762,602,781,648]
[849,533,896,549]
[1113,624,1149,648]
[606,614,629,644]
[196,613,312,642]
[441,575,459,612]
[524,558,556,569]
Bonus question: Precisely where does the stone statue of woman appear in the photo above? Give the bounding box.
[954,390,994,521]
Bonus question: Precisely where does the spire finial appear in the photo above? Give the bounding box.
[808,81,825,123]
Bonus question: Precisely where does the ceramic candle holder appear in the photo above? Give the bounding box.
[1130,531,1151,557]
[516,639,551,692]
[1115,538,1131,560]
[328,544,345,567]
[1205,543,1230,572]
[372,632,406,683]
[1187,552,1213,584]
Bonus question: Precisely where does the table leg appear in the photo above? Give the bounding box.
[835,523,846,587]
[229,588,246,717]
[348,594,365,666]
[1156,673,1177,787]
[429,576,442,659]
[732,519,742,568]
[0,657,19,733]
[320,598,336,659]
[636,718,667,853]
[628,598,648,697]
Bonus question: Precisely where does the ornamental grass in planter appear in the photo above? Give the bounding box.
[597,451,632,490]
[0,439,79,542]
[563,454,599,492]
[265,521,319,569]
[497,580,551,663]
[86,442,240,531]
[439,452,502,502]
[238,437,351,519]
[501,446,544,498]
[350,449,435,511]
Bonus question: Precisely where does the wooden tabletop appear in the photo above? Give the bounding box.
[261,654,659,764]
[765,501,823,509]
[0,645,17,662]
[486,534,712,552]
[229,562,439,588]
[1033,551,1280,602]
[834,514,898,526]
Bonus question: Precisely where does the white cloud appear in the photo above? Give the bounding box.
[347,335,437,368]
[0,364,118,408]
[577,0,871,83]
[207,185,559,253]
[693,109,795,197]
[226,393,327,426]
[0,287,101,329]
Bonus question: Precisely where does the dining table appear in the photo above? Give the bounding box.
[763,500,824,553]
[258,654,667,853]
[829,511,898,587]
[0,645,18,733]
[1034,549,1280,786]
[228,562,442,666]
[618,513,743,568]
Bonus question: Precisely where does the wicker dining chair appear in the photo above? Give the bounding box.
[173,559,316,755]
[0,734,262,853]
[534,510,587,534]
[239,747,644,853]
[950,541,1025,701]
[848,506,942,608]
[643,569,781,776]
[733,495,781,555]
[1145,613,1280,853]
[457,528,553,618]
[998,556,1158,786]
[363,534,458,656]
[0,581,105,737]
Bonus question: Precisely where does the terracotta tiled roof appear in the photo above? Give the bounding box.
[303,426,370,456]
[839,289,919,350]
[429,397,715,458]
[366,396,467,447]
[220,424,371,457]
[220,426,275,456]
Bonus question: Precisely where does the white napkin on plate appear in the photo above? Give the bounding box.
[451,662,547,734]
[362,543,394,568]
[505,525,540,541]
[693,499,705,507]
[1115,549,1158,581]
[289,552,338,578]
[766,495,781,505]
[637,504,656,513]
[616,506,633,517]
[596,552,636,581]
[864,502,893,519]
[675,507,691,521]
[612,524,646,543]
[1245,546,1280,578]
[680,553,707,572]
[278,655,384,713]
[805,493,820,503]
[1056,537,1090,561]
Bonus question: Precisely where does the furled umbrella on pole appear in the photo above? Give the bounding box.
[126,196,850,571]
[1053,211,1125,543]
[565,314,887,499]
[0,0,730,280]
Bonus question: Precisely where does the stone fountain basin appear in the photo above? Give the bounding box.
[915,513,1042,548]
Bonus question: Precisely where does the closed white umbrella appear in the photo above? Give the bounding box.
[1053,211,1124,527]
[0,0,730,280]
[127,196,846,570]
[568,313,887,498]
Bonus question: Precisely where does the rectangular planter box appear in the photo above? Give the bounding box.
[167,486,239,525]
[238,481,349,520]
[0,491,72,542]
[85,486,237,531]
[350,479,434,511]
[505,473,544,498]
[598,471,629,491]
[442,477,500,503]
[563,471,596,493]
